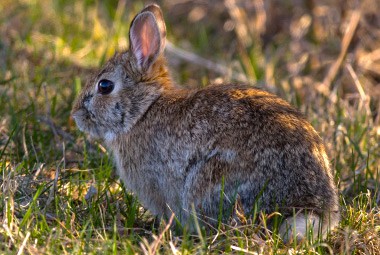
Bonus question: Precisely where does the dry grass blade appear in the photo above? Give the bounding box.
[223,0,258,81]
[16,231,30,255]
[141,213,175,255]
[44,156,63,211]
[346,64,367,102]
[223,0,252,47]
[321,10,361,101]
[230,245,260,254]
[346,63,371,115]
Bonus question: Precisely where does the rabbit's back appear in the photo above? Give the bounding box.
[112,84,338,224]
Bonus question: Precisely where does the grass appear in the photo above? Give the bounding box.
[0,0,380,254]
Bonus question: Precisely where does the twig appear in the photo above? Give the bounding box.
[38,115,104,155]
[38,116,75,143]
[165,41,250,83]
[320,10,361,101]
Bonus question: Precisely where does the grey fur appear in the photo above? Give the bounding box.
[72,4,339,242]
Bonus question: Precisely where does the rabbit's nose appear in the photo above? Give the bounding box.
[83,93,94,106]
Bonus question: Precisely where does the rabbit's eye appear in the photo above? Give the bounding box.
[98,79,114,95]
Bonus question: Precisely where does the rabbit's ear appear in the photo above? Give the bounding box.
[129,5,166,72]
[139,4,166,43]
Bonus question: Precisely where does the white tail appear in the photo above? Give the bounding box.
[279,212,339,243]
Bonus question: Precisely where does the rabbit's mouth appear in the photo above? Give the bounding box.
[71,108,102,139]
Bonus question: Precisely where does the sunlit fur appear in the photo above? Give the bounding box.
[71,4,340,243]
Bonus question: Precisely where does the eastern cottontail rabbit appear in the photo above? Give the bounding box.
[72,4,339,242]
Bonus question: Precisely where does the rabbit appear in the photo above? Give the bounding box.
[71,4,339,243]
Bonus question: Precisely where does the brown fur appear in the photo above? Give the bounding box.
[72,4,339,242]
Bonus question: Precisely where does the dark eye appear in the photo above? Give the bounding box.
[98,79,114,95]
